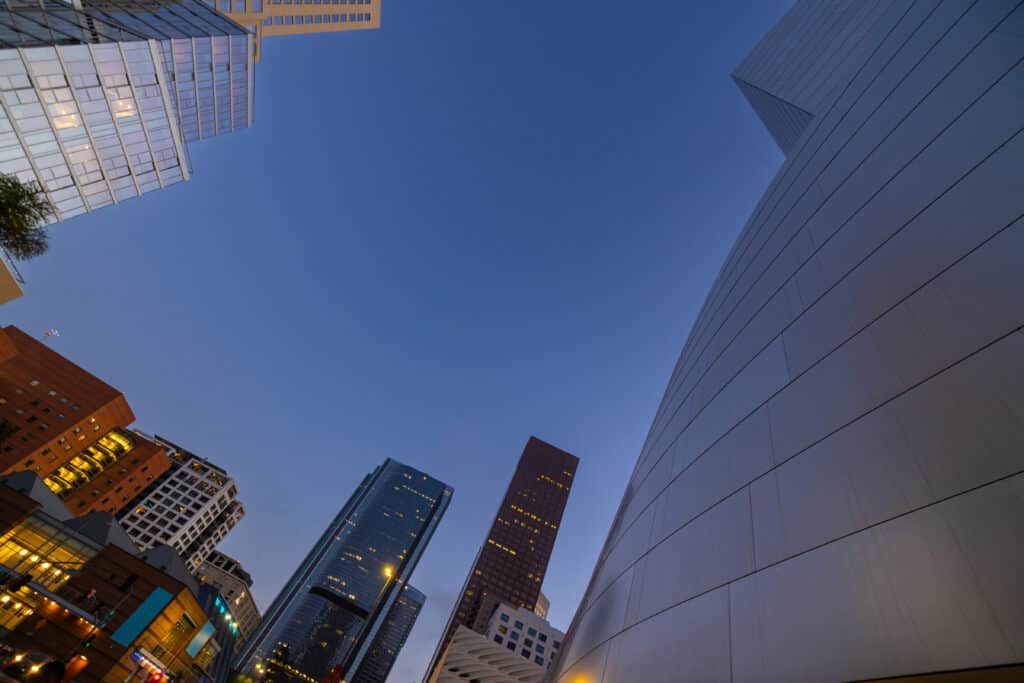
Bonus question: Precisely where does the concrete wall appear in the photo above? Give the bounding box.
[550,1,1024,681]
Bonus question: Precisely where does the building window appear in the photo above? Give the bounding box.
[535,656,544,666]
[527,627,537,637]
[500,614,509,623]
[493,635,503,644]
[514,621,523,630]
[521,649,529,658]
[524,638,533,648]
[510,631,519,641]
[538,633,547,642]
[536,644,545,654]
[506,642,515,652]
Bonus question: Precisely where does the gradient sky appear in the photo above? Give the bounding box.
[4,2,792,680]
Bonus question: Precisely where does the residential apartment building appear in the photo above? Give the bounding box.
[350,584,426,683]
[0,325,171,516]
[425,437,577,681]
[549,1,1024,682]
[117,435,244,572]
[210,0,378,61]
[236,459,452,683]
[196,549,261,648]
[0,0,254,223]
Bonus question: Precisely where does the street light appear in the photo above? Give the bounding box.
[383,566,393,579]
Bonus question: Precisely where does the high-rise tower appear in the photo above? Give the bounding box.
[236,458,452,683]
[0,0,254,223]
[209,0,379,62]
[350,583,425,683]
[425,437,577,681]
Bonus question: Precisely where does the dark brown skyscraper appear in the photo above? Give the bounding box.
[425,436,578,680]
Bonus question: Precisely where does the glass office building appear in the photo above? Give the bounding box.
[0,0,253,221]
[350,584,426,683]
[236,459,452,683]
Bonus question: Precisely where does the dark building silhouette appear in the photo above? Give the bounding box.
[425,437,578,681]
[236,459,451,683]
[350,584,426,683]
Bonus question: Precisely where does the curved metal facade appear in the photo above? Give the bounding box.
[550,1,1024,681]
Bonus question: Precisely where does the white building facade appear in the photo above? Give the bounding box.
[431,604,564,683]
[118,434,244,572]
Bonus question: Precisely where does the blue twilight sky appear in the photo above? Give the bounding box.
[4,2,791,680]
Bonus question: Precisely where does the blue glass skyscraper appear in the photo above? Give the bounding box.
[350,584,426,683]
[235,459,452,683]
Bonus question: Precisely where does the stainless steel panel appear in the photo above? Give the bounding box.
[654,404,773,545]
[560,566,632,673]
[551,2,1024,681]
[604,587,731,683]
[734,474,1024,682]
[627,489,753,626]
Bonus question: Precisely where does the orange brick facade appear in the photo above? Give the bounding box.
[62,436,171,517]
[0,326,170,518]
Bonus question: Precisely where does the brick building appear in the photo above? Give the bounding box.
[0,326,170,517]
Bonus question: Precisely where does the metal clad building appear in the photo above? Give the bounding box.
[549,1,1024,681]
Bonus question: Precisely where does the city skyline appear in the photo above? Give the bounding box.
[2,1,812,680]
